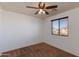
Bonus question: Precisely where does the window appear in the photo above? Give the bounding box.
[51,16,68,37]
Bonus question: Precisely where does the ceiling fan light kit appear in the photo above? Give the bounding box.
[26,2,58,15]
[38,9,45,14]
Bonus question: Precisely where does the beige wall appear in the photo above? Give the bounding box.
[0,9,43,52]
[43,7,79,56]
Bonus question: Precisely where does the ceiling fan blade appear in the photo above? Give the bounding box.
[35,10,39,15]
[45,10,49,15]
[38,2,41,8]
[26,6,39,9]
[46,5,58,9]
[42,3,45,9]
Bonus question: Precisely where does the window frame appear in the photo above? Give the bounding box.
[51,16,69,37]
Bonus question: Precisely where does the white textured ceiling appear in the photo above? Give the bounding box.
[0,2,79,19]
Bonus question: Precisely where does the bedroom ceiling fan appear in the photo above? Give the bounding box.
[26,2,58,15]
